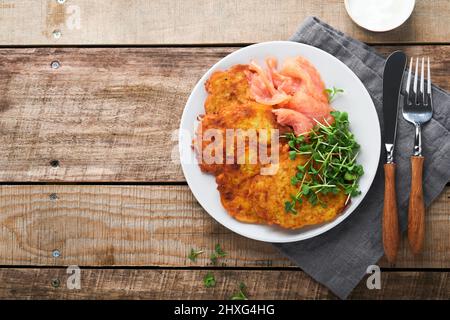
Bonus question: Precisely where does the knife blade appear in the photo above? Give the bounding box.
[382,50,406,264]
[383,51,407,162]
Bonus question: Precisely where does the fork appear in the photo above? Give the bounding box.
[402,57,433,254]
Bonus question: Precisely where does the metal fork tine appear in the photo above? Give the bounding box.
[406,57,412,94]
[420,57,425,104]
[427,57,431,95]
[427,57,432,106]
[413,57,419,103]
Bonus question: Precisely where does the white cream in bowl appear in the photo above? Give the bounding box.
[345,0,415,32]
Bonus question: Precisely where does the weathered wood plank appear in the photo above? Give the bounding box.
[0,268,447,299]
[0,185,448,268]
[0,46,448,182]
[0,0,448,45]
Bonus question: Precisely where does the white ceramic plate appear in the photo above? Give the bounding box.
[179,41,380,243]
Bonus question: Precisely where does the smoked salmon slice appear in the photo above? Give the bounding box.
[272,108,314,136]
[265,57,302,96]
[281,56,328,103]
[247,60,290,105]
[287,88,334,125]
[246,56,334,134]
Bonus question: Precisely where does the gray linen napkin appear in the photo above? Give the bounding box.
[273,17,450,299]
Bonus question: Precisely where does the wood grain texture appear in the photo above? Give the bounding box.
[383,163,399,263]
[0,185,448,268]
[408,156,425,254]
[0,0,449,45]
[0,46,448,182]
[0,268,448,300]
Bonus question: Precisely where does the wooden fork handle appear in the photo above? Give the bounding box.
[408,156,425,254]
[383,163,399,263]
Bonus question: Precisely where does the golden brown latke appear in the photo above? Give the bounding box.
[197,102,280,223]
[204,64,252,115]
[195,102,282,174]
[216,164,263,223]
[248,145,348,229]
[195,65,347,229]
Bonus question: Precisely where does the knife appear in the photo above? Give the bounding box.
[382,51,406,263]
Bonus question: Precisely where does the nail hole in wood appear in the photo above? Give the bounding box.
[52,249,61,258]
[51,61,61,69]
[50,160,60,168]
[49,193,58,201]
[53,30,62,39]
[51,278,60,288]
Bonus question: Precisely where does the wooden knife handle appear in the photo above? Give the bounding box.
[383,163,399,263]
[408,156,425,254]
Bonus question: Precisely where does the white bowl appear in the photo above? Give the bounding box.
[345,0,415,32]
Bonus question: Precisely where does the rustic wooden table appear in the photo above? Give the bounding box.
[0,0,448,299]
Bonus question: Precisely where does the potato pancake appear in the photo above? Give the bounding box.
[248,145,348,229]
[198,102,281,223]
[204,64,253,115]
[195,102,281,174]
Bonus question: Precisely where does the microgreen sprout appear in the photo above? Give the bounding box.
[188,248,204,262]
[203,272,216,288]
[210,243,227,265]
[230,282,248,300]
[283,111,364,214]
[325,87,344,102]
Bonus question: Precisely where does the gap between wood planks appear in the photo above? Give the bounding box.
[0,265,449,272]
[0,182,449,186]
[0,43,449,49]
[0,181,190,186]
